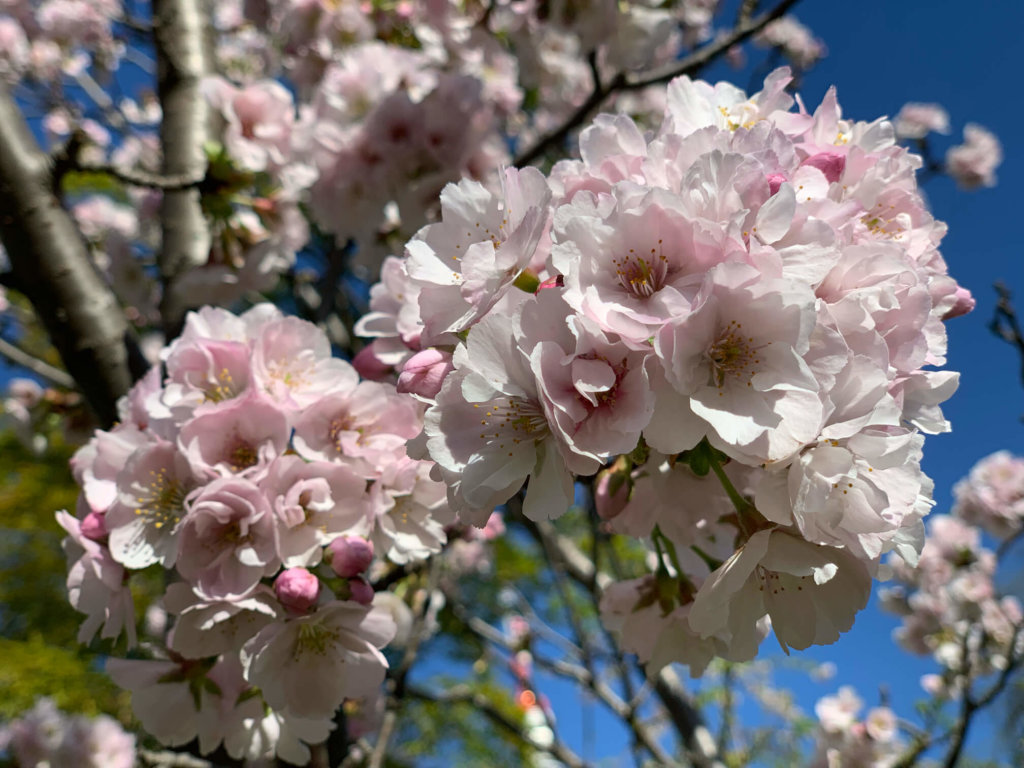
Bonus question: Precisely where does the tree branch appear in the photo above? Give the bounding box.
[369,558,442,768]
[513,0,804,167]
[408,685,592,768]
[990,281,1024,397]
[71,159,207,191]
[624,0,802,91]
[0,82,143,427]
[0,335,76,389]
[525,519,727,768]
[152,0,217,333]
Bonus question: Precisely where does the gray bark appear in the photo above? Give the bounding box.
[0,82,140,427]
[153,0,217,332]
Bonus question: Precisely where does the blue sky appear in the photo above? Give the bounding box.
[704,1,1023,762]
[532,2,1024,764]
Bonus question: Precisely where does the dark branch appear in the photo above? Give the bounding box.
[513,0,803,167]
[408,685,592,768]
[990,282,1024,396]
[0,81,142,427]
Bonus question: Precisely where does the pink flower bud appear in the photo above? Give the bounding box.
[80,511,108,542]
[800,151,846,183]
[274,567,320,614]
[595,467,630,521]
[326,536,375,578]
[941,285,976,320]
[396,349,454,399]
[348,577,374,605]
[765,173,788,196]
[537,274,564,291]
[352,345,393,381]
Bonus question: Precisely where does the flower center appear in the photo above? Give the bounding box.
[229,440,258,471]
[706,320,765,389]
[134,467,187,530]
[474,397,549,455]
[613,244,669,299]
[203,367,241,403]
[295,621,340,659]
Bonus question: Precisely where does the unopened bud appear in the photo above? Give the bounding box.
[800,151,846,183]
[351,345,392,381]
[942,285,975,320]
[595,467,630,520]
[80,511,108,542]
[348,577,374,605]
[274,567,320,614]
[396,349,454,399]
[766,172,788,196]
[326,536,375,578]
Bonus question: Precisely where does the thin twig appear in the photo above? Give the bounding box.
[0,335,76,389]
[513,0,804,166]
[71,159,206,191]
[368,558,442,768]
[524,519,727,768]
[71,70,128,131]
[408,685,592,768]
[990,282,1024,396]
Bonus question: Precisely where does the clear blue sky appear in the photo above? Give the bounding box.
[541,2,1024,764]
[708,1,1023,762]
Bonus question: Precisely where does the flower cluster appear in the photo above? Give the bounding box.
[361,67,967,673]
[57,304,459,763]
[0,698,135,768]
[881,451,1024,694]
[809,686,902,768]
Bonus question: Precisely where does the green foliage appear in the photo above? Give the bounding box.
[60,170,132,204]
[0,431,80,643]
[394,677,530,768]
[0,429,125,720]
[0,636,125,720]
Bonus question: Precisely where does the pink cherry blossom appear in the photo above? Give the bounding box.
[176,477,280,599]
[241,600,395,719]
[893,102,950,140]
[946,123,1002,189]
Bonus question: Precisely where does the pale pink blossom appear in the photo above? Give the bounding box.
[251,315,359,410]
[405,166,551,345]
[688,528,872,654]
[259,455,371,567]
[946,123,1002,189]
[176,477,280,599]
[104,441,198,569]
[57,510,137,646]
[893,102,950,140]
[0,698,66,767]
[369,456,453,564]
[242,600,395,719]
[423,311,594,525]
[202,76,297,172]
[292,380,423,477]
[178,392,291,481]
[163,582,279,659]
[755,16,826,70]
[952,450,1024,539]
[106,657,232,751]
[55,713,136,768]
[651,261,822,464]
